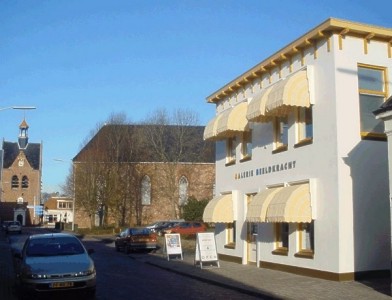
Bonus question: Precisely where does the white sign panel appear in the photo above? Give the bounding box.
[164,234,183,260]
[195,232,219,268]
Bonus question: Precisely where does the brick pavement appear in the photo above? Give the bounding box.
[127,246,392,300]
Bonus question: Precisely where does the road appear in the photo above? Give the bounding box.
[8,228,261,300]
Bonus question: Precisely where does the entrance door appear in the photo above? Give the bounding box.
[17,214,23,225]
[247,223,257,264]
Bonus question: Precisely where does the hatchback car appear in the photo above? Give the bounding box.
[6,220,22,234]
[163,221,207,235]
[115,227,157,253]
[14,233,96,299]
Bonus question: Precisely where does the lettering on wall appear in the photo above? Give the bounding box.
[234,160,296,180]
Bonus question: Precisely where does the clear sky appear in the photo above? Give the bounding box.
[1,0,391,194]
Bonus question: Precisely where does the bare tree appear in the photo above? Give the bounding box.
[142,108,201,219]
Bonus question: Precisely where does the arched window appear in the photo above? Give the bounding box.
[11,175,19,188]
[22,176,29,188]
[141,175,151,205]
[179,176,188,206]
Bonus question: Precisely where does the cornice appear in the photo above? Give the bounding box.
[206,18,392,103]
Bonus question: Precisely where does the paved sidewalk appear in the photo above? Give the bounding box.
[127,247,391,300]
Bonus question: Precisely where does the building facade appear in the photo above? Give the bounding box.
[0,119,42,225]
[73,124,215,228]
[43,196,74,227]
[203,18,391,281]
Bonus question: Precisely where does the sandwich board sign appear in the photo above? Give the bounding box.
[164,233,183,261]
[194,232,220,269]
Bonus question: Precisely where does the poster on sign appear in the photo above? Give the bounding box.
[164,233,183,261]
[194,232,220,269]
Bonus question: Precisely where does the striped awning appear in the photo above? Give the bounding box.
[203,113,224,140]
[246,88,274,123]
[246,187,283,222]
[246,69,310,122]
[203,194,233,223]
[216,102,249,137]
[265,70,310,116]
[266,183,312,223]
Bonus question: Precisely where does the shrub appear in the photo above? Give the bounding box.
[182,196,209,222]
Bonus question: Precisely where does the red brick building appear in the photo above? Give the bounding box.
[73,124,215,228]
[0,119,42,225]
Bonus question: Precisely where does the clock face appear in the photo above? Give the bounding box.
[18,159,24,167]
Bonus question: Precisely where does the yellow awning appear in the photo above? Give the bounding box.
[203,113,223,140]
[266,183,312,223]
[246,187,283,222]
[203,194,233,223]
[246,88,274,123]
[265,70,310,116]
[216,102,249,137]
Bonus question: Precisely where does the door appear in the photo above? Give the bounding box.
[247,222,257,264]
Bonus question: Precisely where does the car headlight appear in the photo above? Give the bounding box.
[28,273,48,279]
[74,267,96,277]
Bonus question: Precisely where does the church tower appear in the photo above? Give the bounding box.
[0,119,42,225]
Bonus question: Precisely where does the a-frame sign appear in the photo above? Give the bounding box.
[194,232,220,269]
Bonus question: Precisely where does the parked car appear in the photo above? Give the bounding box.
[154,221,184,236]
[2,220,13,231]
[145,219,184,232]
[14,233,96,299]
[6,221,22,234]
[115,227,157,253]
[144,221,167,231]
[163,221,207,235]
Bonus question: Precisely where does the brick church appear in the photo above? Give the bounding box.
[0,119,42,225]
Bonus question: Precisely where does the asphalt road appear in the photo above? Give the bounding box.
[8,228,263,300]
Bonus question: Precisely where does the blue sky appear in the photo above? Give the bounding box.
[1,0,391,194]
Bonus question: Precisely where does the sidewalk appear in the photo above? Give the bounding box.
[127,246,391,300]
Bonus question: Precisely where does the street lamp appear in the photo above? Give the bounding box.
[0,106,36,111]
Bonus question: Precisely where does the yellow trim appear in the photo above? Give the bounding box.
[207,18,392,103]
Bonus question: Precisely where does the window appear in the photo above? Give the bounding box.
[358,65,386,140]
[21,176,29,188]
[295,222,314,258]
[295,107,313,147]
[225,221,236,248]
[273,223,289,255]
[58,201,73,209]
[179,176,188,206]
[273,116,288,153]
[226,137,236,165]
[240,130,252,161]
[11,175,19,188]
[141,175,151,205]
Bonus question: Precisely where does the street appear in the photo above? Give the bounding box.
[7,228,262,300]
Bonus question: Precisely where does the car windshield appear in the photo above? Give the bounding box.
[26,236,85,257]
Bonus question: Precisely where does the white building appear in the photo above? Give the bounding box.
[43,196,74,227]
[203,18,391,281]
